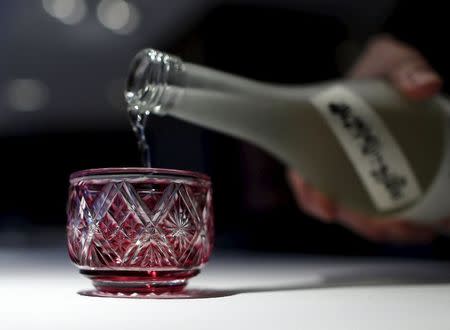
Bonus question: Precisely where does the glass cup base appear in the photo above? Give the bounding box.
[78,287,231,299]
[80,268,200,295]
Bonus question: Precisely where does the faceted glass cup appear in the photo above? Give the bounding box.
[66,168,214,295]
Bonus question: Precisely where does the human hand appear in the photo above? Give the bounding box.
[349,34,442,98]
[288,35,443,243]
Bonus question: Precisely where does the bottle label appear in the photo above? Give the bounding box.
[311,85,422,211]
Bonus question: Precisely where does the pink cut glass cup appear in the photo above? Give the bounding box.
[67,168,214,295]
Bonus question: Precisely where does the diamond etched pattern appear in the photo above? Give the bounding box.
[67,176,213,270]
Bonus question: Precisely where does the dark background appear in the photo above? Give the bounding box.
[0,0,448,258]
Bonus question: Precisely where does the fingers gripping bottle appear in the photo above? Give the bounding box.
[125,48,450,224]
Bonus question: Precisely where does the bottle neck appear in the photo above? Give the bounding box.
[125,48,295,115]
[125,49,186,115]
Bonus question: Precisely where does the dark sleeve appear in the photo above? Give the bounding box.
[382,0,450,90]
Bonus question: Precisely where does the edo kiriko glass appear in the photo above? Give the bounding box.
[66,168,214,295]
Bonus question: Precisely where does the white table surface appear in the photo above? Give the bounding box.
[1,248,449,330]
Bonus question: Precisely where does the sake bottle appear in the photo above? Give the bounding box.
[125,48,450,223]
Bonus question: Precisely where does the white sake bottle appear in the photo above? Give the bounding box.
[125,48,450,223]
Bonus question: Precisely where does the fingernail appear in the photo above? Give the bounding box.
[410,70,440,87]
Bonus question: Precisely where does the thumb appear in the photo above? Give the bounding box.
[388,59,442,100]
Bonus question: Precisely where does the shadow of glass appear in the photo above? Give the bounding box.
[79,266,450,299]
[191,269,450,299]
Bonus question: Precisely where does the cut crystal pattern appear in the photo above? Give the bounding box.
[67,175,213,270]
